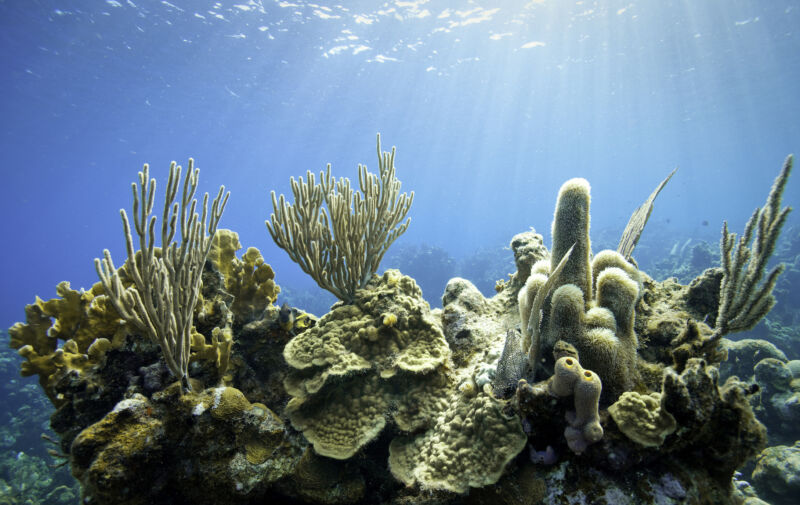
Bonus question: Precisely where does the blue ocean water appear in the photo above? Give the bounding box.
[1,2,799,502]
[2,0,799,325]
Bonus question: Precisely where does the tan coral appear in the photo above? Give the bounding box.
[519,178,643,400]
[608,391,676,447]
[286,375,390,459]
[208,229,280,325]
[282,269,451,460]
[9,281,128,403]
[388,389,526,494]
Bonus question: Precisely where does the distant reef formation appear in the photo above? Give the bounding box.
[6,142,796,505]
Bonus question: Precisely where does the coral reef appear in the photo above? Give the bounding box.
[0,336,80,504]
[7,154,794,505]
[715,338,800,445]
[69,387,303,505]
[752,357,800,445]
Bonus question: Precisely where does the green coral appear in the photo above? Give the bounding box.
[282,269,451,459]
[388,390,526,494]
[608,391,676,448]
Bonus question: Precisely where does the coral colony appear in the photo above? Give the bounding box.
[8,136,795,504]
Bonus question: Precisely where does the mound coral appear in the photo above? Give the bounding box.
[388,389,526,494]
[608,391,676,448]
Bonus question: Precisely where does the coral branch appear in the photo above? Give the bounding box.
[711,155,793,341]
[266,134,414,303]
[95,160,229,390]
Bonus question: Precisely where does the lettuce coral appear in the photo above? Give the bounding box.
[282,269,451,459]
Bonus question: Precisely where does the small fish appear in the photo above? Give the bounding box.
[278,302,295,331]
[278,302,311,334]
[701,220,709,226]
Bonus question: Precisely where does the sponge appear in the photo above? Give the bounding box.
[548,356,604,454]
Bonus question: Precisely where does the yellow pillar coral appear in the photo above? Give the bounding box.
[551,178,592,303]
[519,176,643,400]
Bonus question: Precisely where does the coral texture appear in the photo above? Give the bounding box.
[518,177,642,400]
[207,229,280,326]
[608,391,676,447]
[388,390,526,494]
[282,270,451,459]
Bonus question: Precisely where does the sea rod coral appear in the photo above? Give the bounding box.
[95,160,229,391]
[266,133,414,303]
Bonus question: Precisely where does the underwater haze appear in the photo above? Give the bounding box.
[1,0,799,324]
